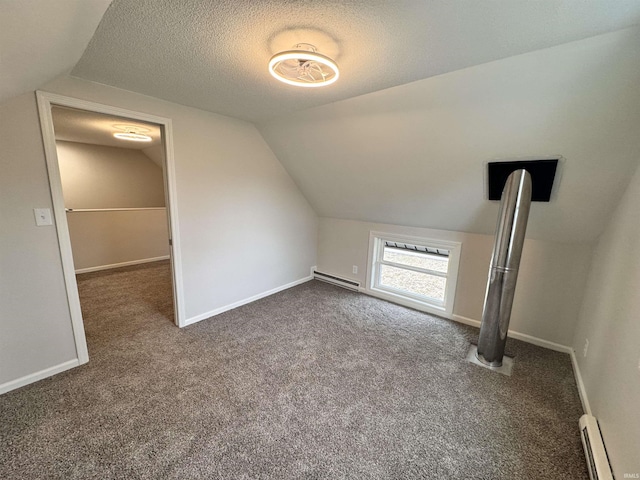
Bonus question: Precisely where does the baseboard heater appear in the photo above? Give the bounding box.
[313,270,360,292]
[579,414,613,480]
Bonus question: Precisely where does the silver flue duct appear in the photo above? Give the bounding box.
[476,169,532,367]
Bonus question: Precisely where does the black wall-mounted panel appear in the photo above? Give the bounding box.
[488,159,559,202]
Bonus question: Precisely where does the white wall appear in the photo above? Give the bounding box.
[571,163,640,477]
[67,210,169,271]
[56,141,169,270]
[317,217,591,346]
[0,77,317,390]
[142,144,165,168]
[44,76,318,319]
[0,93,78,386]
[56,141,166,208]
[259,27,640,245]
[41,76,318,321]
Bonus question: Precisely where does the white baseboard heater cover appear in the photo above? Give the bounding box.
[579,414,613,480]
[313,270,360,292]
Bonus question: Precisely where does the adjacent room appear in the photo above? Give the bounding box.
[51,106,177,336]
[1,1,638,479]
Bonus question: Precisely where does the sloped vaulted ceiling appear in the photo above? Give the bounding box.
[72,0,640,122]
[0,0,111,103]
[12,0,639,244]
[258,27,640,244]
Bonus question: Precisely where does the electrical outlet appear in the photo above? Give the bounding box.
[352,265,358,275]
[583,339,589,358]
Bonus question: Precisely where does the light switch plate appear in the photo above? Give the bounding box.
[34,208,53,226]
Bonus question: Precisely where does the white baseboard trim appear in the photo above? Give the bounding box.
[184,274,314,327]
[353,282,573,355]
[0,359,79,395]
[507,330,573,354]
[75,255,170,274]
[570,349,592,415]
[451,314,573,353]
[450,313,481,328]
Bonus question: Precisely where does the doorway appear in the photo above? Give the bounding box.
[36,92,185,365]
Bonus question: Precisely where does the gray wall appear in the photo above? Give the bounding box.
[572,163,640,477]
[0,93,78,385]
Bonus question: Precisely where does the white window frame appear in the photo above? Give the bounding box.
[366,231,462,316]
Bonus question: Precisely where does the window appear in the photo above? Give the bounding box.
[367,232,461,315]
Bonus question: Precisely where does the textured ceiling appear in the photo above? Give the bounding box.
[51,106,162,149]
[72,0,640,122]
[258,27,640,244]
[0,0,111,104]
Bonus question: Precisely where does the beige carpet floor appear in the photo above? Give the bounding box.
[0,260,588,479]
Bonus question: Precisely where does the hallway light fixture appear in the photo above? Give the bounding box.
[269,43,339,87]
[113,125,152,142]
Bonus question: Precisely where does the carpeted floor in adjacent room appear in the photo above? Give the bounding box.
[0,260,588,479]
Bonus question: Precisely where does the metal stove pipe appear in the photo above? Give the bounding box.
[476,169,532,367]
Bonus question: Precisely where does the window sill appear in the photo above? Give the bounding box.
[367,286,450,317]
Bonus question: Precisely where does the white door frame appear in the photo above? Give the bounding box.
[36,91,186,364]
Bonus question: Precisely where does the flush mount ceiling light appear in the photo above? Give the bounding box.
[113,132,152,142]
[113,125,152,142]
[269,43,339,88]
